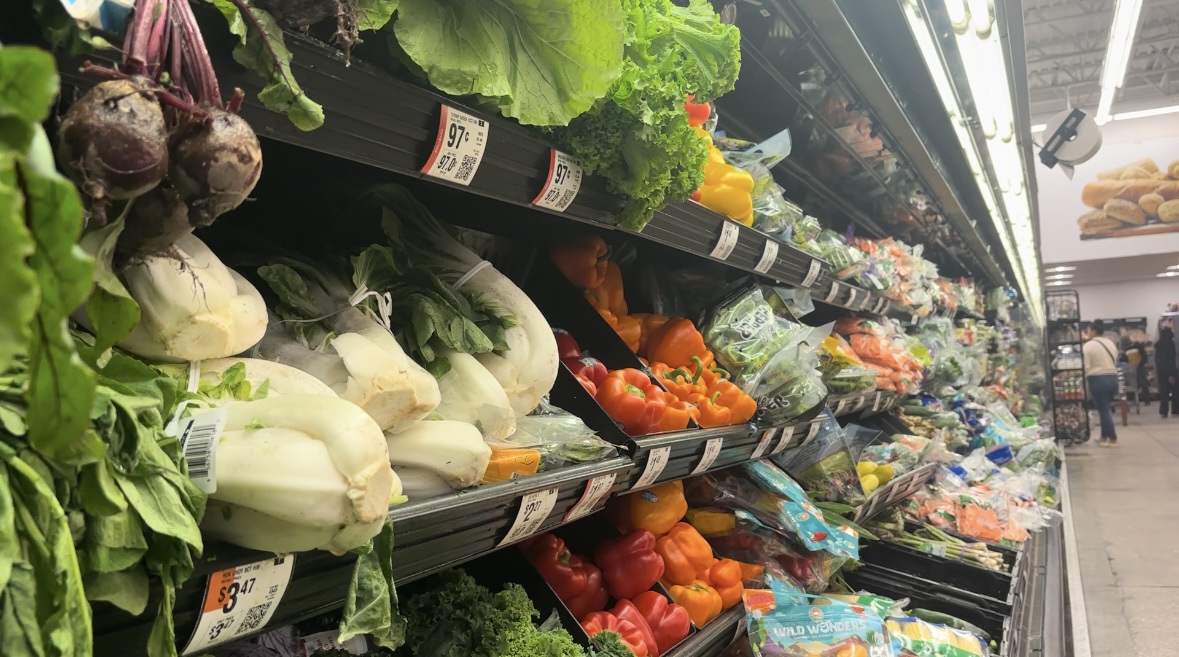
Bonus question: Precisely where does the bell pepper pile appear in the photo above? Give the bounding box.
[641,320,757,428]
[685,95,753,226]
[604,482,754,627]
[524,527,692,657]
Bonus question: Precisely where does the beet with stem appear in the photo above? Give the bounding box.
[169,108,264,227]
[56,78,170,222]
[114,185,193,270]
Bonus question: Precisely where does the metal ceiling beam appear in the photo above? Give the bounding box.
[1026,36,1179,64]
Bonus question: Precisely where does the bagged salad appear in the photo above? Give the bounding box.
[744,584,897,657]
[772,411,866,505]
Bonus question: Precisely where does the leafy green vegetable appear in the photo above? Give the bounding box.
[339,520,405,650]
[551,0,741,230]
[398,569,585,657]
[589,631,636,657]
[210,0,325,131]
[392,0,625,126]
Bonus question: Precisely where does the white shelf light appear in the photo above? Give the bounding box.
[1095,0,1145,123]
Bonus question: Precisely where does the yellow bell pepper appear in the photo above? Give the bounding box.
[684,508,736,537]
[691,129,754,226]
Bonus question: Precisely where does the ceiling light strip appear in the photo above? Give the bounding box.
[1096,0,1145,122]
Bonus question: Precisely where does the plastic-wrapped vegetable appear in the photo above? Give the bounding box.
[771,411,865,504]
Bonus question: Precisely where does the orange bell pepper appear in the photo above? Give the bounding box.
[587,261,628,317]
[707,379,757,424]
[650,362,705,401]
[667,580,723,627]
[633,313,671,354]
[736,561,765,584]
[551,234,609,289]
[702,559,744,609]
[610,481,688,536]
[656,398,698,432]
[596,369,667,435]
[646,319,709,369]
[656,522,716,586]
[597,309,642,353]
[687,391,733,428]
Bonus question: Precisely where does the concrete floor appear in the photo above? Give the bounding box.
[1064,411,1179,657]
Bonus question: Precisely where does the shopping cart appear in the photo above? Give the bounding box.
[1118,362,1140,422]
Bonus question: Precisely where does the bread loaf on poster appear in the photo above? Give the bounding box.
[1104,199,1146,225]
[1077,210,1122,234]
[1159,200,1179,224]
[1140,193,1165,217]
[1082,180,1179,208]
[1121,166,1152,180]
[1170,160,1179,180]
[1098,158,1160,180]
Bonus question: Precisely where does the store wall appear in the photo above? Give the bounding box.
[1073,278,1179,335]
[1037,114,1179,264]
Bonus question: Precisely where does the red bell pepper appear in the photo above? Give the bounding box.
[594,529,665,600]
[566,560,610,620]
[553,328,583,360]
[595,369,667,436]
[574,373,598,397]
[632,591,691,655]
[564,356,608,387]
[582,611,649,657]
[611,599,661,657]
[523,534,607,618]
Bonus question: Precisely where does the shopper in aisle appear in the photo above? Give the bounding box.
[1156,323,1177,417]
[1084,322,1121,446]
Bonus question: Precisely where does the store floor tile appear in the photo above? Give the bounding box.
[1065,413,1179,656]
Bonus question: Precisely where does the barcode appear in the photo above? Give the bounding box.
[183,421,217,479]
[239,602,272,633]
[455,154,478,182]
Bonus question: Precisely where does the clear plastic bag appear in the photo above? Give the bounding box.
[772,411,866,504]
[483,400,618,482]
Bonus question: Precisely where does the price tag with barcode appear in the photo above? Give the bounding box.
[634,447,671,489]
[802,259,822,287]
[532,149,583,211]
[564,473,617,521]
[710,221,740,260]
[174,408,225,495]
[300,630,368,657]
[422,105,489,186]
[846,288,857,308]
[751,429,777,459]
[801,422,821,446]
[835,398,850,415]
[754,239,779,274]
[825,281,841,303]
[773,426,796,454]
[692,438,724,474]
[183,556,296,654]
[872,391,884,412]
[499,487,559,546]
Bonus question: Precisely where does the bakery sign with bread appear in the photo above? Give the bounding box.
[1078,158,1179,240]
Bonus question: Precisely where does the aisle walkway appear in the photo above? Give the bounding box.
[1065,413,1179,657]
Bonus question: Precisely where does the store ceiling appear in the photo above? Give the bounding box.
[1024,0,1179,120]
[1043,252,1179,285]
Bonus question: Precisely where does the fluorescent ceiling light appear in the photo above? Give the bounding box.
[1157,271,1179,278]
[1044,266,1076,272]
[1113,104,1179,121]
[1167,264,1179,270]
[1096,0,1145,122]
[1045,274,1073,280]
[1046,280,1070,286]
[1030,124,1046,132]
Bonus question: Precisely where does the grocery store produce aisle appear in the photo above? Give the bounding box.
[1066,414,1179,657]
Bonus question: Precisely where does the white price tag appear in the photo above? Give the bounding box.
[182,556,296,654]
[710,221,740,260]
[872,391,884,412]
[421,105,489,185]
[751,429,777,459]
[564,473,617,521]
[300,630,368,657]
[825,281,841,303]
[532,149,583,211]
[802,422,821,446]
[911,313,919,325]
[802,259,822,287]
[773,426,796,454]
[835,398,850,415]
[175,408,226,495]
[692,438,724,474]
[846,288,857,308]
[634,447,671,489]
[499,487,560,546]
[860,294,872,311]
[754,239,779,274]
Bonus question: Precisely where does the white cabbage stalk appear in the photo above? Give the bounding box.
[77,232,267,362]
[254,258,442,433]
[375,186,558,414]
[385,420,490,490]
[200,394,399,555]
[434,349,515,440]
[394,466,454,500]
[196,358,338,397]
